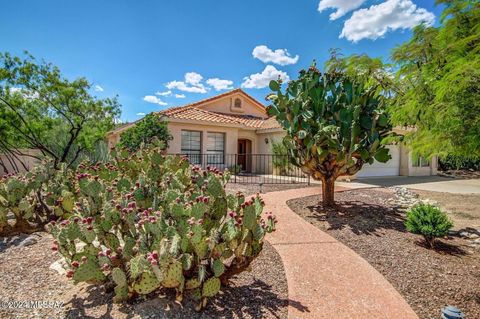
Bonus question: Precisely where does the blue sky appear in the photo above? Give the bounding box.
[0,0,443,122]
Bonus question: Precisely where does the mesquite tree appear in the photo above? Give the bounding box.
[0,52,120,171]
[267,63,392,206]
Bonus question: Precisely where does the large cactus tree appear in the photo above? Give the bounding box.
[267,63,393,206]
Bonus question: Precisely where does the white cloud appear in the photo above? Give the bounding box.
[155,90,171,96]
[318,0,367,20]
[9,87,39,99]
[340,0,435,42]
[185,72,203,86]
[166,81,207,93]
[166,72,208,93]
[143,95,167,106]
[136,112,146,116]
[252,45,299,66]
[206,78,234,91]
[175,94,186,98]
[241,65,290,89]
[94,85,104,92]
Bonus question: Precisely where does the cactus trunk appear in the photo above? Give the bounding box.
[321,176,335,207]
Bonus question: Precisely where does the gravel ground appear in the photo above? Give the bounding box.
[287,188,480,319]
[412,189,480,230]
[0,233,288,319]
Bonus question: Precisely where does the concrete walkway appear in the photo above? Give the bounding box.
[263,186,418,319]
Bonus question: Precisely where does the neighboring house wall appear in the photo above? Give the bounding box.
[400,148,438,176]
[106,124,135,149]
[356,145,401,177]
[0,149,41,175]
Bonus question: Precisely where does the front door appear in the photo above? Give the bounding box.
[237,139,251,172]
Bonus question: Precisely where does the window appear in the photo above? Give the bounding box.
[234,98,242,108]
[181,130,201,164]
[412,155,430,167]
[207,132,225,165]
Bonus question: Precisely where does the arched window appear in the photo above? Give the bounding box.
[234,98,242,108]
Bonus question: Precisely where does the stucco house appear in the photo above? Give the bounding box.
[106,88,437,178]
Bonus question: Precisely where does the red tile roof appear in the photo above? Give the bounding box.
[159,106,272,128]
[108,89,283,134]
[157,88,282,130]
[258,116,283,131]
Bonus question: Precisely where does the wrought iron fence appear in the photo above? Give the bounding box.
[174,153,310,185]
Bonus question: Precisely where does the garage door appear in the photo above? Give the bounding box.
[356,145,400,177]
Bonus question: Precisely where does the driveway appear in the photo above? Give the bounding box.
[336,176,480,194]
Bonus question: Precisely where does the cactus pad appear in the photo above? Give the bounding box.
[242,205,256,230]
[202,277,221,297]
[112,268,127,287]
[133,272,160,295]
[162,261,183,288]
[185,278,201,290]
[73,260,105,283]
[212,259,225,277]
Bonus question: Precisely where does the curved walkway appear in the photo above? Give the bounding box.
[263,186,418,319]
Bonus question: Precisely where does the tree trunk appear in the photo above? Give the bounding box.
[322,176,335,207]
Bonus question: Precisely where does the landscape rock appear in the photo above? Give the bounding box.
[19,236,38,247]
[50,258,67,275]
[0,233,29,252]
[387,187,438,210]
[459,231,470,238]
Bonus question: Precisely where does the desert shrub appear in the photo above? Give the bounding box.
[227,165,241,174]
[405,203,453,248]
[0,162,73,235]
[47,146,276,310]
[271,141,292,176]
[439,155,480,171]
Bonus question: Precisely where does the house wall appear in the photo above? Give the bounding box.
[167,121,240,155]
[200,94,267,118]
[256,131,285,155]
[253,131,285,174]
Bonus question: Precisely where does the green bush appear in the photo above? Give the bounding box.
[405,203,453,248]
[119,113,172,151]
[47,146,276,310]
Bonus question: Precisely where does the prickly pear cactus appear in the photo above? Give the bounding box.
[0,161,74,236]
[48,146,277,310]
